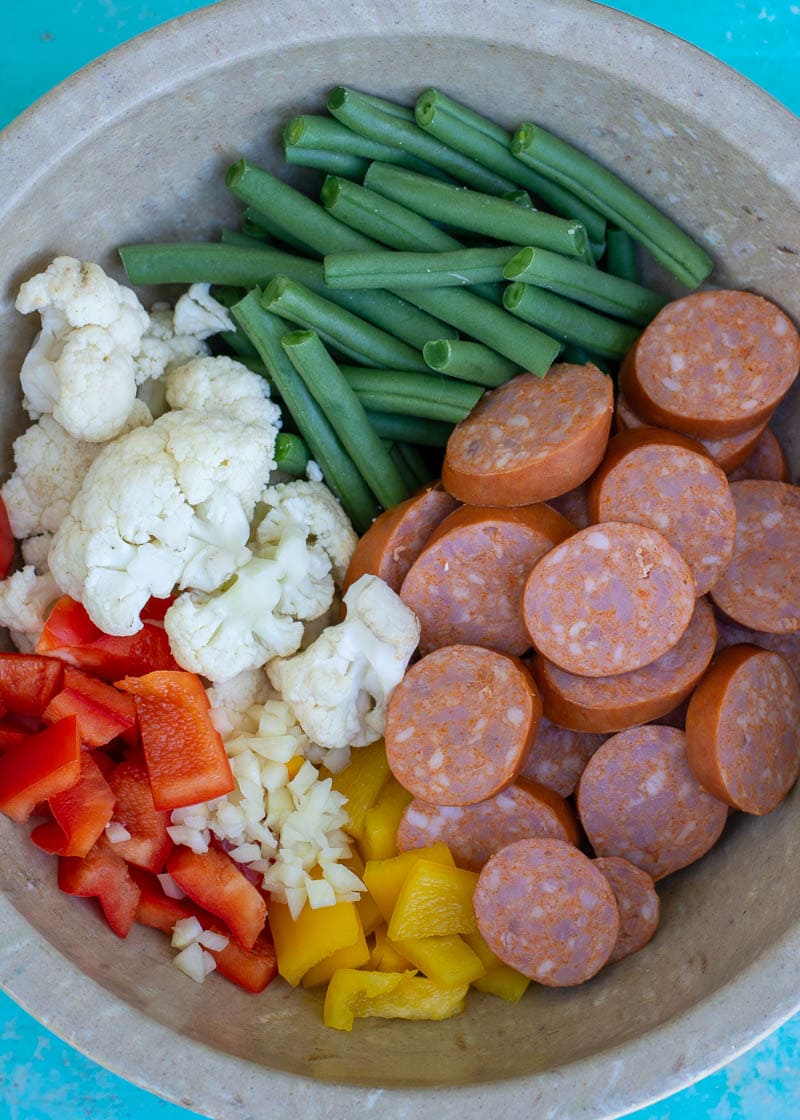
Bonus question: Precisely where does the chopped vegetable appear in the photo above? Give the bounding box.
[0,653,63,717]
[359,777,413,861]
[387,859,479,940]
[421,338,516,387]
[270,897,362,986]
[323,968,467,1030]
[30,752,116,858]
[329,739,392,842]
[392,934,486,988]
[43,666,138,747]
[323,246,516,290]
[106,759,174,873]
[166,844,267,950]
[503,281,641,359]
[362,842,455,923]
[58,833,141,938]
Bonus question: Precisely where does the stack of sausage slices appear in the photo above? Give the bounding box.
[344,288,800,990]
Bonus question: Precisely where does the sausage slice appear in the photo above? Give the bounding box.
[728,427,791,483]
[520,714,606,796]
[548,484,589,529]
[715,614,800,684]
[593,857,660,965]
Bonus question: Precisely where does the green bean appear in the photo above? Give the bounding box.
[560,344,616,377]
[323,246,517,290]
[338,366,483,423]
[120,242,324,287]
[242,211,274,241]
[283,146,370,179]
[386,443,420,492]
[211,284,247,308]
[283,114,449,180]
[503,282,641,360]
[395,442,434,486]
[327,87,517,196]
[365,410,453,447]
[363,162,590,259]
[511,123,713,288]
[219,327,260,361]
[605,228,639,282]
[414,89,607,244]
[274,432,311,477]
[231,294,379,530]
[262,276,428,372]
[503,246,667,326]
[281,329,409,509]
[503,189,533,208]
[357,93,415,121]
[422,339,516,387]
[220,229,268,249]
[241,206,312,254]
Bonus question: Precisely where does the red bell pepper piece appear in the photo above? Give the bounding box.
[43,667,138,748]
[214,931,278,994]
[0,496,13,581]
[0,715,81,822]
[116,672,234,811]
[0,713,41,753]
[131,866,201,933]
[166,845,267,951]
[106,758,173,873]
[141,597,174,623]
[58,834,141,938]
[0,654,64,718]
[30,752,116,858]
[37,596,179,681]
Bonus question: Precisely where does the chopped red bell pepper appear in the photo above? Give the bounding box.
[106,758,173,873]
[37,596,179,681]
[30,752,116,858]
[0,713,41,753]
[116,672,234,811]
[0,496,13,581]
[43,667,138,748]
[131,866,201,934]
[57,833,140,938]
[0,654,64,718]
[141,597,175,624]
[0,715,81,822]
[166,845,267,951]
[214,931,278,994]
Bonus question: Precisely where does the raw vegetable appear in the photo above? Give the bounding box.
[0,496,14,579]
[30,752,116,859]
[360,778,413,861]
[323,969,468,1031]
[386,859,479,939]
[503,281,642,359]
[42,666,138,747]
[362,842,456,923]
[58,833,141,938]
[329,739,393,842]
[166,844,267,950]
[274,432,310,477]
[106,759,174,873]
[323,246,517,289]
[338,366,483,424]
[421,338,515,387]
[270,897,362,986]
[0,653,64,717]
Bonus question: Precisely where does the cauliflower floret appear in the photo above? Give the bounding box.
[268,574,420,750]
[0,567,61,652]
[206,669,272,738]
[134,302,210,389]
[21,534,53,573]
[165,355,281,434]
[257,480,357,586]
[173,284,235,340]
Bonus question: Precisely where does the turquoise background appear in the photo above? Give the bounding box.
[1,2,799,1117]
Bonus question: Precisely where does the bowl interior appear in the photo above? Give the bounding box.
[1,2,799,1116]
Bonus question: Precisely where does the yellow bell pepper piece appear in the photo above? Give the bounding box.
[270,899,360,987]
[286,754,305,780]
[324,969,468,1031]
[370,925,414,972]
[363,843,455,923]
[392,934,485,988]
[330,740,391,841]
[301,918,370,988]
[463,929,501,969]
[359,778,413,862]
[463,931,531,1002]
[343,848,383,936]
[387,859,478,940]
[323,969,404,1031]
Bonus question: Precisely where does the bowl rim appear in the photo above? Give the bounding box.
[1,1,800,1117]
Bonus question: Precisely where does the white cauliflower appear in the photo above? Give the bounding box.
[173,284,235,339]
[0,567,61,652]
[134,288,233,393]
[165,355,281,432]
[268,574,420,750]
[256,480,357,586]
[206,669,272,738]
[21,534,53,573]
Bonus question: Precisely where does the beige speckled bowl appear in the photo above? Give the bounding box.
[1,1,799,1117]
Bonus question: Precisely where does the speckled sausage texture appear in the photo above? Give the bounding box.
[728,428,791,484]
[520,714,606,796]
[576,725,728,879]
[715,614,800,684]
[533,597,717,733]
[686,645,800,815]
[395,777,579,872]
[442,364,613,506]
[548,484,589,529]
[710,481,800,634]
[474,838,619,986]
[523,522,696,677]
[400,503,573,657]
[594,857,660,965]
[586,429,737,597]
[385,644,542,806]
[619,290,800,436]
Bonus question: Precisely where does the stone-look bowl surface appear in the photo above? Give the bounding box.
[1,1,799,1117]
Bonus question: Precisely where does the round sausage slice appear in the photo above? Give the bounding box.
[442,364,613,507]
[686,644,800,815]
[523,522,696,677]
[519,714,606,796]
[533,597,717,733]
[400,503,573,657]
[586,429,737,596]
[728,427,791,483]
[594,857,660,965]
[576,725,728,879]
[395,777,579,872]
[385,644,542,806]
[474,838,619,986]
[709,481,800,634]
[343,483,458,593]
[619,290,800,437]
[549,484,589,530]
[715,614,800,684]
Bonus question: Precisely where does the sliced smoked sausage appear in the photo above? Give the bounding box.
[523,522,696,677]
[442,364,613,506]
[576,725,728,879]
[549,484,589,530]
[400,503,573,657]
[715,614,800,684]
[474,837,619,986]
[686,644,800,815]
[395,777,579,872]
[728,427,791,483]
[619,290,800,436]
[385,644,542,806]
[520,714,606,796]
[594,857,660,965]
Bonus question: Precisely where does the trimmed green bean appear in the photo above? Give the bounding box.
[211,284,247,308]
[242,206,312,254]
[275,432,311,477]
[503,282,641,360]
[414,88,607,244]
[338,366,482,423]
[357,93,416,121]
[422,339,516,387]
[511,123,713,287]
[363,162,590,259]
[560,344,616,377]
[220,229,268,248]
[283,146,370,179]
[323,246,517,290]
[262,276,428,372]
[605,228,639,282]
[242,211,274,240]
[503,246,667,326]
[327,87,517,197]
[365,410,453,447]
[387,443,420,492]
[219,327,260,361]
[231,294,378,530]
[283,114,449,180]
[281,329,409,509]
[504,189,533,208]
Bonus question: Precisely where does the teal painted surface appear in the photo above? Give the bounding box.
[1,3,799,1118]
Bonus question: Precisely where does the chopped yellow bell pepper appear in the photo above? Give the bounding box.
[359,777,413,862]
[270,899,361,987]
[463,931,531,1002]
[301,918,370,988]
[324,968,468,1031]
[393,934,486,988]
[344,848,383,936]
[387,859,478,940]
[462,929,501,969]
[330,740,391,841]
[363,842,455,923]
[370,925,414,972]
[286,754,305,780]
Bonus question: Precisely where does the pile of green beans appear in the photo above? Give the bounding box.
[119,85,711,523]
